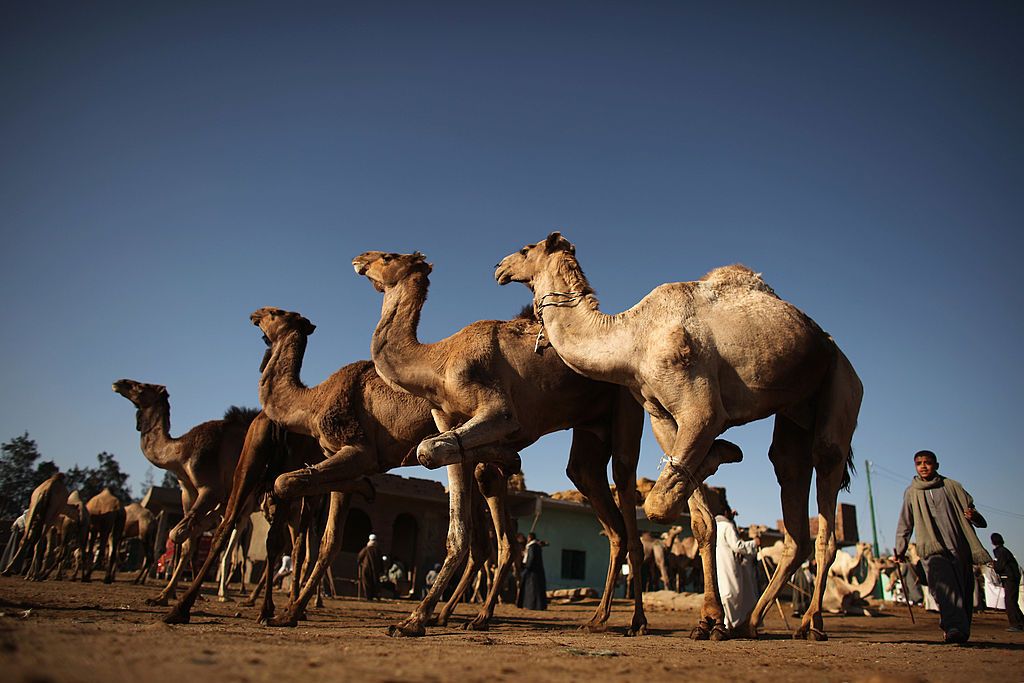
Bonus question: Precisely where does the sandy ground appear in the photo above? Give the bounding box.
[0,576,1021,683]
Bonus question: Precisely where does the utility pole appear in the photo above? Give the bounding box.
[865,459,880,557]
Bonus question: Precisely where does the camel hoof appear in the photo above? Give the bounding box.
[689,627,710,641]
[807,628,828,641]
[792,629,808,640]
[163,608,190,625]
[578,622,608,633]
[386,622,425,638]
[625,623,649,637]
[267,614,299,628]
[709,625,729,641]
[462,620,489,631]
[217,596,232,603]
[240,599,255,608]
[145,596,169,607]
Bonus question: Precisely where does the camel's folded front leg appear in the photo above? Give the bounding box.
[416,405,520,469]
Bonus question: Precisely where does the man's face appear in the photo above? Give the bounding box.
[915,455,938,480]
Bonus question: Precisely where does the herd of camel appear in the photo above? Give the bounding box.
[2,232,863,642]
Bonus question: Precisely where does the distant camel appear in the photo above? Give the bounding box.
[1,473,70,580]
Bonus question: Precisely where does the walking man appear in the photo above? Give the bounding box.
[894,450,991,644]
[991,533,1023,632]
[357,533,383,601]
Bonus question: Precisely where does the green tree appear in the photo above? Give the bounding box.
[161,470,179,488]
[0,433,58,518]
[66,452,132,503]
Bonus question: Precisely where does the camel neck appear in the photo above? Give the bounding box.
[258,331,314,431]
[137,402,179,470]
[532,256,632,384]
[371,271,437,397]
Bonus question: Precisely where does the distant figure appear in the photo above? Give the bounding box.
[895,450,990,644]
[1,510,28,575]
[517,532,547,611]
[273,554,293,588]
[357,533,383,600]
[423,563,441,598]
[387,558,407,597]
[991,533,1023,632]
[714,508,759,631]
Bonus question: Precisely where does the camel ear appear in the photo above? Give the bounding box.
[544,231,572,253]
[157,385,169,398]
[301,317,316,336]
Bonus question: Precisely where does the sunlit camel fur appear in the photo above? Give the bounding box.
[83,488,125,584]
[112,380,258,605]
[496,232,862,641]
[1,473,70,580]
[354,250,743,637]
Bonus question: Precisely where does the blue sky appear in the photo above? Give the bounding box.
[2,2,1022,555]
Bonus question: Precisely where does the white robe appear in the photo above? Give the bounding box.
[715,515,758,629]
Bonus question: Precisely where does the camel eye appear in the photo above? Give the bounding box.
[520,248,529,255]
[382,255,393,262]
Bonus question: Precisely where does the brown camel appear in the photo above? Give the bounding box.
[496,232,863,641]
[112,380,259,604]
[83,488,126,583]
[639,531,672,591]
[122,502,157,585]
[2,473,71,580]
[46,490,91,581]
[354,250,733,638]
[244,306,515,631]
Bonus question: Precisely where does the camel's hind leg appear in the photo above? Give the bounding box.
[436,483,490,626]
[736,415,813,639]
[565,428,627,634]
[463,461,518,631]
[610,392,647,636]
[796,349,862,641]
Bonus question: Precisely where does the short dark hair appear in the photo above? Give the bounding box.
[914,450,937,462]
[992,533,1004,546]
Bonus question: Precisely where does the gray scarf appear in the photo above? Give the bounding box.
[907,475,991,564]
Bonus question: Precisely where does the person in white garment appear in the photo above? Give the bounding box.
[715,508,760,632]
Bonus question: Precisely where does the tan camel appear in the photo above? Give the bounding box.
[822,546,884,615]
[639,531,672,591]
[2,473,71,580]
[122,502,157,585]
[83,488,126,583]
[828,542,870,583]
[354,250,746,638]
[46,490,90,581]
[112,380,259,604]
[663,526,700,592]
[496,232,863,641]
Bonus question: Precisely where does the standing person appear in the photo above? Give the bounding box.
[422,563,441,598]
[991,533,1023,632]
[357,533,383,601]
[894,450,991,644]
[517,532,547,610]
[715,509,759,631]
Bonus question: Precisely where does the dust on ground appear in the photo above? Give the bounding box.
[0,576,1020,683]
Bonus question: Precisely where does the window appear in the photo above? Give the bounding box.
[561,549,586,580]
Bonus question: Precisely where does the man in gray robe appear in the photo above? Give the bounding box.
[894,450,990,644]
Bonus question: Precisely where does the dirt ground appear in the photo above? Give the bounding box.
[1,576,1020,683]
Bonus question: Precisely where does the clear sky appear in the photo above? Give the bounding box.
[2,2,1022,556]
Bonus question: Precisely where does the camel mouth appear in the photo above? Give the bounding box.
[261,334,271,347]
[352,260,368,276]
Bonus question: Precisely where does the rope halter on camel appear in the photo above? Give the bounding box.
[533,290,586,353]
[658,454,702,495]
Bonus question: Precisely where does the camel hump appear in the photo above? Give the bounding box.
[223,405,260,425]
[699,264,777,296]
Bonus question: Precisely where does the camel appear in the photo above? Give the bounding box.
[822,546,885,615]
[496,232,863,641]
[2,473,71,580]
[122,502,157,585]
[83,488,126,583]
[164,306,437,626]
[663,526,701,592]
[640,531,672,591]
[44,490,91,581]
[353,250,746,638]
[828,542,871,583]
[112,380,259,605]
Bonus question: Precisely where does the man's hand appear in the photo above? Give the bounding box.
[964,506,977,523]
[893,553,905,564]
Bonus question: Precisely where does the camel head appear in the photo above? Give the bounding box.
[112,379,168,409]
[494,231,576,290]
[250,307,316,344]
[352,251,432,292]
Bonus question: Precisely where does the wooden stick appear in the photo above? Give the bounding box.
[761,558,791,630]
[892,563,916,624]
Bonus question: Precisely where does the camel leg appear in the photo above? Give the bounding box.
[610,391,647,636]
[416,406,520,469]
[217,527,240,602]
[285,500,311,607]
[462,463,517,631]
[436,480,491,627]
[387,460,473,637]
[564,428,627,634]
[270,492,352,627]
[272,445,377,500]
[104,513,125,583]
[169,487,220,546]
[165,412,286,623]
[686,487,728,640]
[737,416,813,639]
